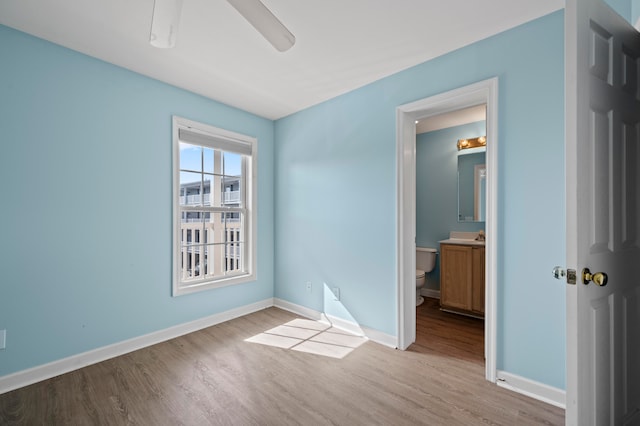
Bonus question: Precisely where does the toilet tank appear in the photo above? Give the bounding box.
[416,247,437,273]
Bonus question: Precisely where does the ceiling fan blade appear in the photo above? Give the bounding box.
[150,0,184,48]
[226,0,296,52]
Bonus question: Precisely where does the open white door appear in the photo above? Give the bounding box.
[566,0,640,424]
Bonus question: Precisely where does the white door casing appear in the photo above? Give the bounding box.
[396,78,498,382]
[566,0,640,424]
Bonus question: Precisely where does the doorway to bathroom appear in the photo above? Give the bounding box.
[414,106,487,363]
[395,78,498,383]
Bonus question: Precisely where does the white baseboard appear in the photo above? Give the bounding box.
[421,288,440,299]
[273,298,397,348]
[496,370,566,409]
[273,298,327,322]
[0,298,274,395]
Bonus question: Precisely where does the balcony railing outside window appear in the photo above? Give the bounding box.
[180,191,240,206]
[223,191,240,204]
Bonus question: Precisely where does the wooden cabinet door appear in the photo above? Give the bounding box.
[471,246,485,314]
[440,244,472,311]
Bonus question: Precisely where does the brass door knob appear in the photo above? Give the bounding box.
[582,268,608,286]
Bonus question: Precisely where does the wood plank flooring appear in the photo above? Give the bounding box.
[0,298,564,425]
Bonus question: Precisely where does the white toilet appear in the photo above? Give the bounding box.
[416,247,437,306]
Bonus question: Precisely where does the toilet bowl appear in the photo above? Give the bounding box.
[416,247,437,306]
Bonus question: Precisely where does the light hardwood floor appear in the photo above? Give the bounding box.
[0,298,564,425]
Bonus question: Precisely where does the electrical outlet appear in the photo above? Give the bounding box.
[333,287,340,301]
[306,282,312,293]
[0,330,6,350]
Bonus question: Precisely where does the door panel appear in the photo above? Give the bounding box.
[589,295,612,425]
[622,123,639,248]
[566,0,640,424]
[625,288,640,421]
[588,107,611,253]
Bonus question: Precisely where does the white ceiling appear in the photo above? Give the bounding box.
[417,104,486,134]
[0,0,564,120]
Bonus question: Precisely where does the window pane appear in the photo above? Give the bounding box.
[222,176,242,206]
[202,213,212,243]
[178,214,246,277]
[202,174,213,207]
[181,211,203,226]
[180,243,205,280]
[187,245,204,279]
[202,244,214,278]
[224,243,244,274]
[223,152,242,177]
[182,243,242,279]
[203,147,215,174]
[180,143,202,172]
[224,212,243,241]
[193,248,203,279]
[180,171,202,206]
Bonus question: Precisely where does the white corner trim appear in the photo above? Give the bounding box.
[0,298,274,395]
[273,298,327,321]
[324,314,366,336]
[273,298,397,348]
[421,289,441,299]
[358,325,397,349]
[496,370,566,409]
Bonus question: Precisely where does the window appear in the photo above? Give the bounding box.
[172,117,257,296]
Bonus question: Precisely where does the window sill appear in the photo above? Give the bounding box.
[172,272,255,296]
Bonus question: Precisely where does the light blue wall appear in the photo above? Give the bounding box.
[275,11,566,389]
[0,25,275,377]
[416,122,486,291]
[632,0,640,25]
[605,0,632,22]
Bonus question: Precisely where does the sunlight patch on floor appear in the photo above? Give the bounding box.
[245,318,367,359]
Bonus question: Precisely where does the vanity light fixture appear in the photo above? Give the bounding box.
[457,136,487,151]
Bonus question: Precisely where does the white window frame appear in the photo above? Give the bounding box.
[172,116,257,296]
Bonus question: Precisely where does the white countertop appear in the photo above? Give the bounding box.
[439,231,485,246]
[439,238,485,246]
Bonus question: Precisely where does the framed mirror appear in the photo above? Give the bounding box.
[457,147,486,222]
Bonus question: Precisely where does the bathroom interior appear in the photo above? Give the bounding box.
[415,104,487,360]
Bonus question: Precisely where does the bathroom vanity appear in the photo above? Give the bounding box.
[439,234,485,318]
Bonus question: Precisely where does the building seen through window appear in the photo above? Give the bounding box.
[179,177,242,277]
